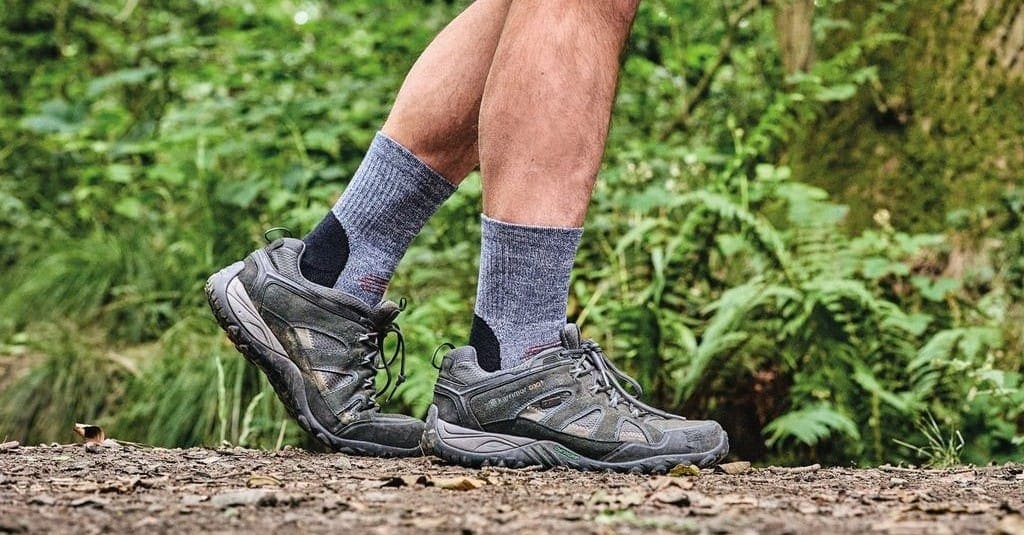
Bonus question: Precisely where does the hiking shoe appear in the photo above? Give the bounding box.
[205,237,422,457]
[422,324,728,472]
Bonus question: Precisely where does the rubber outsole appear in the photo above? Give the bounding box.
[421,405,729,474]
[204,261,421,458]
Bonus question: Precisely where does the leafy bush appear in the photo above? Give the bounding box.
[0,0,1019,465]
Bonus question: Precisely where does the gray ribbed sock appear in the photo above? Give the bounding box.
[330,132,456,305]
[469,215,583,371]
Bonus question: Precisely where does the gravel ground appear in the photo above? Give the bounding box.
[0,441,1022,534]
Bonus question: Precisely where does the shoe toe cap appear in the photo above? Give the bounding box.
[658,419,727,454]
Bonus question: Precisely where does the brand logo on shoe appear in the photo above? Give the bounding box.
[485,380,544,409]
[554,445,579,461]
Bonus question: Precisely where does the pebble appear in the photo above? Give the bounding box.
[29,495,56,506]
[717,461,752,475]
[210,489,278,508]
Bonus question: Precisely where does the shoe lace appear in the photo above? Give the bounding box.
[564,340,679,420]
[355,299,409,409]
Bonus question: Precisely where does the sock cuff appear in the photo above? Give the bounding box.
[480,214,583,250]
[373,131,457,200]
[332,131,456,238]
[327,131,456,305]
[475,214,582,324]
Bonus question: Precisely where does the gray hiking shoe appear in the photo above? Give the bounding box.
[422,324,728,473]
[205,237,422,457]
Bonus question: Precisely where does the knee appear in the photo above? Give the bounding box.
[522,0,639,30]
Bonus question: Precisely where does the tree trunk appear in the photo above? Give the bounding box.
[774,0,816,73]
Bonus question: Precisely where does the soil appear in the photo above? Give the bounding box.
[0,441,1022,534]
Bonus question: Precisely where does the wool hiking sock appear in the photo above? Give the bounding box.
[299,131,456,305]
[469,215,583,371]
[299,214,349,288]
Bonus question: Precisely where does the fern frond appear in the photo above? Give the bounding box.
[764,403,861,448]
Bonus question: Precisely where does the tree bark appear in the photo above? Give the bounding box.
[774,0,815,73]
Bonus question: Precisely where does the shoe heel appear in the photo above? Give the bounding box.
[206,262,287,356]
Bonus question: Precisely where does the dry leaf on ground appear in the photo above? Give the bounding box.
[247,474,283,488]
[73,423,105,444]
[669,464,701,477]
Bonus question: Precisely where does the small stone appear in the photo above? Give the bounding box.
[651,487,690,505]
[998,514,1024,535]
[70,496,109,508]
[29,495,56,506]
[334,457,352,470]
[716,461,751,475]
[0,520,27,533]
[211,489,278,508]
[890,477,908,486]
[0,441,20,452]
[180,494,207,506]
[84,442,103,454]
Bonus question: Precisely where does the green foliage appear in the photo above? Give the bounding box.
[764,404,861,448]
[894,414,966,468]
[0,0,1020,467]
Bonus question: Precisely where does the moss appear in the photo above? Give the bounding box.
[787,0,1024,232]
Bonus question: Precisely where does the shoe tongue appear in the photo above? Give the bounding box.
[370,300,401,324]
[559,324,582,350]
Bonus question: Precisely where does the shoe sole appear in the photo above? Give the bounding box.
[421,405,728,474]
[205,261,421,457]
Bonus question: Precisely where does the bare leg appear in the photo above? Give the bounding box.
[383,0,512,183]
[479,0,639,226]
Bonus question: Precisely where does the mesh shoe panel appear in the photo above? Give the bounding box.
[562,409,602,437]
[618,421,648,443]
[317,370,355,392]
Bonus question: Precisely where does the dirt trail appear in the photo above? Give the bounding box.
[0,442,1021,534]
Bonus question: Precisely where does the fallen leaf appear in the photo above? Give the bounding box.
[669,464,701,477]
[716,461,751,475]
[99,477,141,494]
[432,476,486,491]
[73,424,105,444]
[247,474,283,488]
[380,475,429,488]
